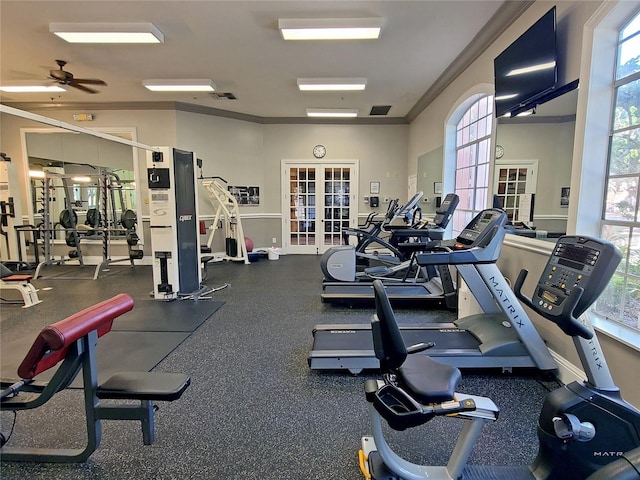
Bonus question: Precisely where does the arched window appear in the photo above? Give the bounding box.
[451,95,494,235]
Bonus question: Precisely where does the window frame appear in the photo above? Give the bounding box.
[450,94,495,236]
[573,2,640,351]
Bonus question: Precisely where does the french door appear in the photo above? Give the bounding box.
[493,160,538,223]
[282,160,358,254]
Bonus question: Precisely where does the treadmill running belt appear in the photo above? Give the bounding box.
[312,327,479,351]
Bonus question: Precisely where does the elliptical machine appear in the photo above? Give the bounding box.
[359,235,640,479]
[321,193,422,283]
[321,192,457,283]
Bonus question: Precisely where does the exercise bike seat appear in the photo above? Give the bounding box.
[394,354,461,404]
[371,279,461,404]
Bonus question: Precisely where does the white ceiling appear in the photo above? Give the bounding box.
[0,1,534,122]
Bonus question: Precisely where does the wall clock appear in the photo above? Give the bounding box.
[313,145,326,159]
[495,144,505,159]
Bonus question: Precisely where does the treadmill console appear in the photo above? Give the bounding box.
[523,235,621,324]
[456,209,507,247]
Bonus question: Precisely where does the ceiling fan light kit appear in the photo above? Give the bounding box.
[49,22,164,44]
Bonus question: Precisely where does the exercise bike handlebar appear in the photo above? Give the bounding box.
[514,269,593,340]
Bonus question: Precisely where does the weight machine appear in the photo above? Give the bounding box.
[147,147,209,300]
[197,160,249,265]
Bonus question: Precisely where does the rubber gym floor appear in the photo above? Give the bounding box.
[0,255,559,479]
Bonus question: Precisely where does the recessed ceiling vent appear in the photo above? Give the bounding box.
[370,105,391,116]
[210,92,237,100]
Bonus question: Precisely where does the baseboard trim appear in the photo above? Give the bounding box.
[550,348,585,385]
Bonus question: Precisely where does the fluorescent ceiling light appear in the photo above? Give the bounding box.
[29,170,45,178]
[0,85,67,93]
[72,176,92,183]
[143,79,216,92]
[507,61,556,77]
[279,18,382,40]
[306,108,359,118]
[298,78,367,91]
[50,22,164,43]
[494,93,518,101]
[516,108,535,117]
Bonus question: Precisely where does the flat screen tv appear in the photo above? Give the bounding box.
[494,7,557,118]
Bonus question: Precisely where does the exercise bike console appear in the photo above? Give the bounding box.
[515,236,621,339]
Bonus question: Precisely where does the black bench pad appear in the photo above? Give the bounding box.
[97,371,190,401]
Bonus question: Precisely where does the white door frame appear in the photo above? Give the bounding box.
[281,159,359,254]
[493,159,539,223]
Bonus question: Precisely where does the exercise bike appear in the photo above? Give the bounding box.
[359,235,640,479]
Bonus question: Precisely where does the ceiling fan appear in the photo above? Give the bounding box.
[48,60,107,94]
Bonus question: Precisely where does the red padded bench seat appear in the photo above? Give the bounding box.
[0,294,191,463]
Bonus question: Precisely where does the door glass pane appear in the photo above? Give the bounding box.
[322,167,352,247]
[289,167,317,246]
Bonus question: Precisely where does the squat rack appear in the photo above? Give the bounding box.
[32,170,142,280]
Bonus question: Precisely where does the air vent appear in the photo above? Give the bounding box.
[210,92,237,100]
[370,105,391,116]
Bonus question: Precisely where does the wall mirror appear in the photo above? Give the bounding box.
[416,146,444,217]
[495,87,579,238]
[20,127,143,243]
[415,88,577,240]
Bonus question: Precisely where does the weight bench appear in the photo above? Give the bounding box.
[0,263,41,308]
[0,294,191,463]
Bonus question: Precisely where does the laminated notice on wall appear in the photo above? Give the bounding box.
[518,193,533,225]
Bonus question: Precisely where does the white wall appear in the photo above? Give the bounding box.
[263,123,409,214]
[174,110,409,216]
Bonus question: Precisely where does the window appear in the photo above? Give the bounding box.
[595,10,640,333]
[452,95,494,235]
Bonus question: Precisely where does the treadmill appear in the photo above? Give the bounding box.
[320,194,459,307]
[309,208,558,375]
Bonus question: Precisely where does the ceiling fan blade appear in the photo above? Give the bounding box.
[68,81,98,94]
[73,78,107,86]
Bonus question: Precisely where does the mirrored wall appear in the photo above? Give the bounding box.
[495,88,578,236]
[416,88,578,238]
[21,128,143,242]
